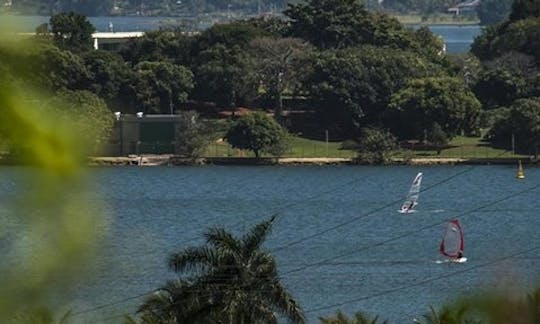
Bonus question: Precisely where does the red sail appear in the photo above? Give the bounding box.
[439,219,464,258]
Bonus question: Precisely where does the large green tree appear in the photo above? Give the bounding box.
[225,112,289,158]
[307,46,444,137]
[133,61,193,114]
[284,0,415,50]
[44,90,114,152]
[50,12,95,51]
[509,0,540,22]
[471,17,540,62]
[473,68,526,109]
[191,44,255,108]
[476,0,513,25]
[119,30,193,66]
[190,22,268,107]
[0,42,91,92]
[80,50,138,112]
[136,217,305,323]
[248,37,312,122]
[487,97,540,156]
[389,77,482,140]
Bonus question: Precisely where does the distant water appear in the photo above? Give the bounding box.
[1,165,539,323]
[2,15,212,32]
[4,15,482,54]
[427,24,482,54]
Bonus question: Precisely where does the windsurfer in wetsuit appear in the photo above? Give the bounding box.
[404,201,414,212]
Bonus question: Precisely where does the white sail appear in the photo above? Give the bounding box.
[399,172,422,213]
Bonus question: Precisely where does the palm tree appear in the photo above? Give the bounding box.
[416,287,540,324]
[414,301,483,324]
[319,309,387,324]
[136,216,305,324]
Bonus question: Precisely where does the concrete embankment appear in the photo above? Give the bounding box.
[87,156,537,166]
[88,156,353,166]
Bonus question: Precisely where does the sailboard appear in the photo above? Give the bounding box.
[517,160,525,179]
[398,172,422,214]
[438,219,467,263]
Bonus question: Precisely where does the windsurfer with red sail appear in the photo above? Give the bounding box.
[440,219,467,263]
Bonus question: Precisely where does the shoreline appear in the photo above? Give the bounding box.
[87,155,537,167]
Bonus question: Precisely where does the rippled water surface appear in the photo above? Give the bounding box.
[1,165,539,323]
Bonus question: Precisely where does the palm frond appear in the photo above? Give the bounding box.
[422,305,440,324]
[122,314,138,324]
[319,310,387,324]
[168,246,219,273]
[242,215,276,256]
[58,309,73,324]
[205,226,242,256]
[138,217,303,324]
[266,279,306,324]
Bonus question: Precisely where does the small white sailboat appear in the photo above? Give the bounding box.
[398,172,422,214]
[437,219,467,263]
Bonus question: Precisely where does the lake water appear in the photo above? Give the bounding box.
[1,165,539,323]
[4,15,482,54]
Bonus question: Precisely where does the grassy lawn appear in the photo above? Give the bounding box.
[204,135,356,158]
[204,134,526,160]
[398,136,526,159]
[285,137,356,158]
[202,115,521,159]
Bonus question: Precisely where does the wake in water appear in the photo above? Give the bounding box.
[430,209,445,213]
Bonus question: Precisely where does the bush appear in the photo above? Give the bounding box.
[355,127,397,164]
[174,111,213,159]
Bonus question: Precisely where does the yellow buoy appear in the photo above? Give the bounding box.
[517,160,525,179]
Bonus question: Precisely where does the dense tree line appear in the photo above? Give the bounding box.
[470,0,540,156]
[3,0,539,157]
[2,0,482,153]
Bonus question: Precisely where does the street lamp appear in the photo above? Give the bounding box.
[114,112,123,156]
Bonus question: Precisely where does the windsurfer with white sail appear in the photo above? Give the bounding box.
[398,172,422,214]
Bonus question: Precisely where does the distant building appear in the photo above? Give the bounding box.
[105,114,183,155]
[448,0,480,16]
[92,31,144,50]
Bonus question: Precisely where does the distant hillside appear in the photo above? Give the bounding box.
[2,0,469,17]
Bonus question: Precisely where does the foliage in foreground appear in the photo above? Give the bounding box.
[134,216,305,323]
[0,33,104,323]
[319,309,388,324]
[416,286,540,324]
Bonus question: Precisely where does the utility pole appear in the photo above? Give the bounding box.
[325,129,329,158]
[512,133,515,155]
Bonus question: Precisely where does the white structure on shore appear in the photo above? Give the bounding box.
[448,0,480,16]
[92,31,144,50]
